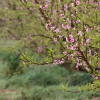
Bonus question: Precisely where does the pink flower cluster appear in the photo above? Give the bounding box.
[66,43,77,50]
[77,31,82,36]
[53,58,64,65]
[76,58,82,70]
[54,38,58,42]
[68,54,74,60]
[54,28,61,33]
[62,24,70,30]
[68,33,74,43]
[60,14,65,18]
[40,5,48,10]
[64,4,68,10]
[75,0,80,6]
[85,38,90,46]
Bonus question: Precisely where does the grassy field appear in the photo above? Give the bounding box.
[0,64,91,100]
[0,64,100,100]
[0,61,99,100]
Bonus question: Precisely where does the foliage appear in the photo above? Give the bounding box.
[16,0,100,92]
[69,72,93,86]
[5,66,69,87]
[18,0,100,78]
[0,50,24,76]
[20,86,99,100]
[79,80,100,93]
[5,66,92,88]
[0,59,96,100]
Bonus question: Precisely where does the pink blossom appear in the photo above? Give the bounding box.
[40,5,48,10]
[71,3,74,7]
[64,4,68,10]
[53,59,58,65]
[66,45,70,49]
[71,14,75,18]
[58,0,61,3]
[53,58,64,65]
[73,43,77,50]
[62,24,71,30]
[76,52,82,56]
[63,51,67,55]
[67,18,71,24]
[85,38,90,45]
[50,26,55,30]
[54,38,58,42]
[76,62,82,70]
[66,45,76,50]
[70,46,76,50]
[73,27,76,30]
[66,37,69,42]
[95,77,99,80]
[54,28,61,33]
[69,33,74,43]
[76,0,80,6]
[85,67,89,71]
[66,40,77,50]
[86,28,89,32]
[75,65,79,70]
[92,73,99,79]
[76,61,82,65]
[60,14,65,18]
[59,58,64,64]
[58,35,62,38]
[78,31,82,36]
[46,23,51,29]
[70,54,74,59]
[76,19,80,23]
[88,49,92,56]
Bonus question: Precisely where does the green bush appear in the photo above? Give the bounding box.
[0,50,24,76]
[6,66,69,87]
[5,66,93,88]
[69,72,93,86]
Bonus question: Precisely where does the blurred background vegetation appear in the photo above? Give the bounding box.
[0,0,100,100]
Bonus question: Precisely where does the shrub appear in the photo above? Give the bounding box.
[0,50,24,76]
[69,72,93,86]
[5,66,93,88]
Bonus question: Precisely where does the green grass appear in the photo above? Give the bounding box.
[0,61,95,100]
[18,85,100,100]
[4,65,93,88]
